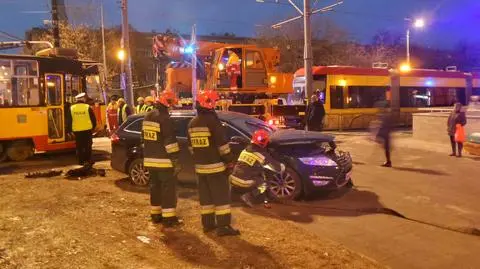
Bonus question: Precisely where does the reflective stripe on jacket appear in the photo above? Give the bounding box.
[142,105,179,170]
[187,107,234,174]
[230,143,282,188]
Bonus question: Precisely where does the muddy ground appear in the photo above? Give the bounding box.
[0,158,381,269]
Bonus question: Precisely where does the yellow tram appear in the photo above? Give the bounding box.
[0,48,106,162]
[293,66,472,130]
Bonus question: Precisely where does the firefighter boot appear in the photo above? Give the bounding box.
[151,214,163,224]
[216,225,241,237]
[163,217,184,228]
[240,192,254,208]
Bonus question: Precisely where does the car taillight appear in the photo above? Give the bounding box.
[110,133,120,144]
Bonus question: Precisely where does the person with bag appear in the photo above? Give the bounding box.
[447,102,467,157]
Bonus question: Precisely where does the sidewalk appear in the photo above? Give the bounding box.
[331,130,478,157]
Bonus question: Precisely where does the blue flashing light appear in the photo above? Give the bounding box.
[425,79,434,87]
[183,45,194,54]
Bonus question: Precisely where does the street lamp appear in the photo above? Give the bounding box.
[405,18,425,65]
[116,49,126,61]
[399,63,412,73]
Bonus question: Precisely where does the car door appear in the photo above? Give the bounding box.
[172,116,196,184]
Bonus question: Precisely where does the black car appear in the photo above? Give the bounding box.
[110,110,353,200]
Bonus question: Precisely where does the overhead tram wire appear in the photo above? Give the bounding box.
[0,31,22,41]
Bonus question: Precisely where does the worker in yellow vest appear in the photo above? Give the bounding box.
[143,96,155,112]
[136,97,146,114]
[117,98,132,125]
[70,93,97,165]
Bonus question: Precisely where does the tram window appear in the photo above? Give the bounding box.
[0,60,13,107]
[86,75,105,104]
[0,60,41,107]
[473,88,480,96]
[400,87,460,107]
[65,74,81,104]
[13,77,40,106]
[347,86,387,108]
[46,75,62,106]
[330,86,344,109]
[13,60,38,76]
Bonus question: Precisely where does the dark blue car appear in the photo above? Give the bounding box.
[110,110,352,200]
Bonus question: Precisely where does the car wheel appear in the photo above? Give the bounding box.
[267,167,302,200]
[128,158,149,186]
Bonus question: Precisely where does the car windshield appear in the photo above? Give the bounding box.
[245,120,276,135]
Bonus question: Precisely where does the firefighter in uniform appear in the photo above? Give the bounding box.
[230,129,285,207]
[136,97,146,113]
[187,90,240,236]
[142,90,182,227]
[143,96,155,112]
[70,93,97,165]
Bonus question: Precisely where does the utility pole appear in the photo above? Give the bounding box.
[121,0,134,108]
[191,24,197,107]
[269,0,343,130]
[100,1,108,102]
[51,0,60,47]
[303,0,313,121]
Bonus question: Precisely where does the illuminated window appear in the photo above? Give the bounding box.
[400,87,465,107]
[0,59,40,107]
[245,51,265,69]
[346,86,387,108]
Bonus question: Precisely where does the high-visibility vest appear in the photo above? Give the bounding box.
[71,103,93,132]
[136,104,146,114]
[118,104,128,124]
[144,105,154,112]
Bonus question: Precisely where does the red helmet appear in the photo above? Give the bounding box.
[156,89,178,107]
[197,90,218,109]
[251,129,270,148]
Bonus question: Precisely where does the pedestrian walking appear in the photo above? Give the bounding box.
[376,100,393,167]
[143,90,182,227]
[70,93,96,165]
[447,102,467,157]
[306,95,326,131]
[117,98,132,126]
[187,90,240,236]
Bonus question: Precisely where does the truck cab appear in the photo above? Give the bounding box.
[208,46,293,99]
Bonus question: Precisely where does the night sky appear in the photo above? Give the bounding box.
[1,0,479,49]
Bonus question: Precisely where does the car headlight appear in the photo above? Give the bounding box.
[299,156,337,166]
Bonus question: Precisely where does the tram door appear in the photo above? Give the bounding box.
[45,73,65,144]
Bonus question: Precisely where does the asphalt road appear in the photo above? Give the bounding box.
[257,134,480,269]
[1,135,479,269]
